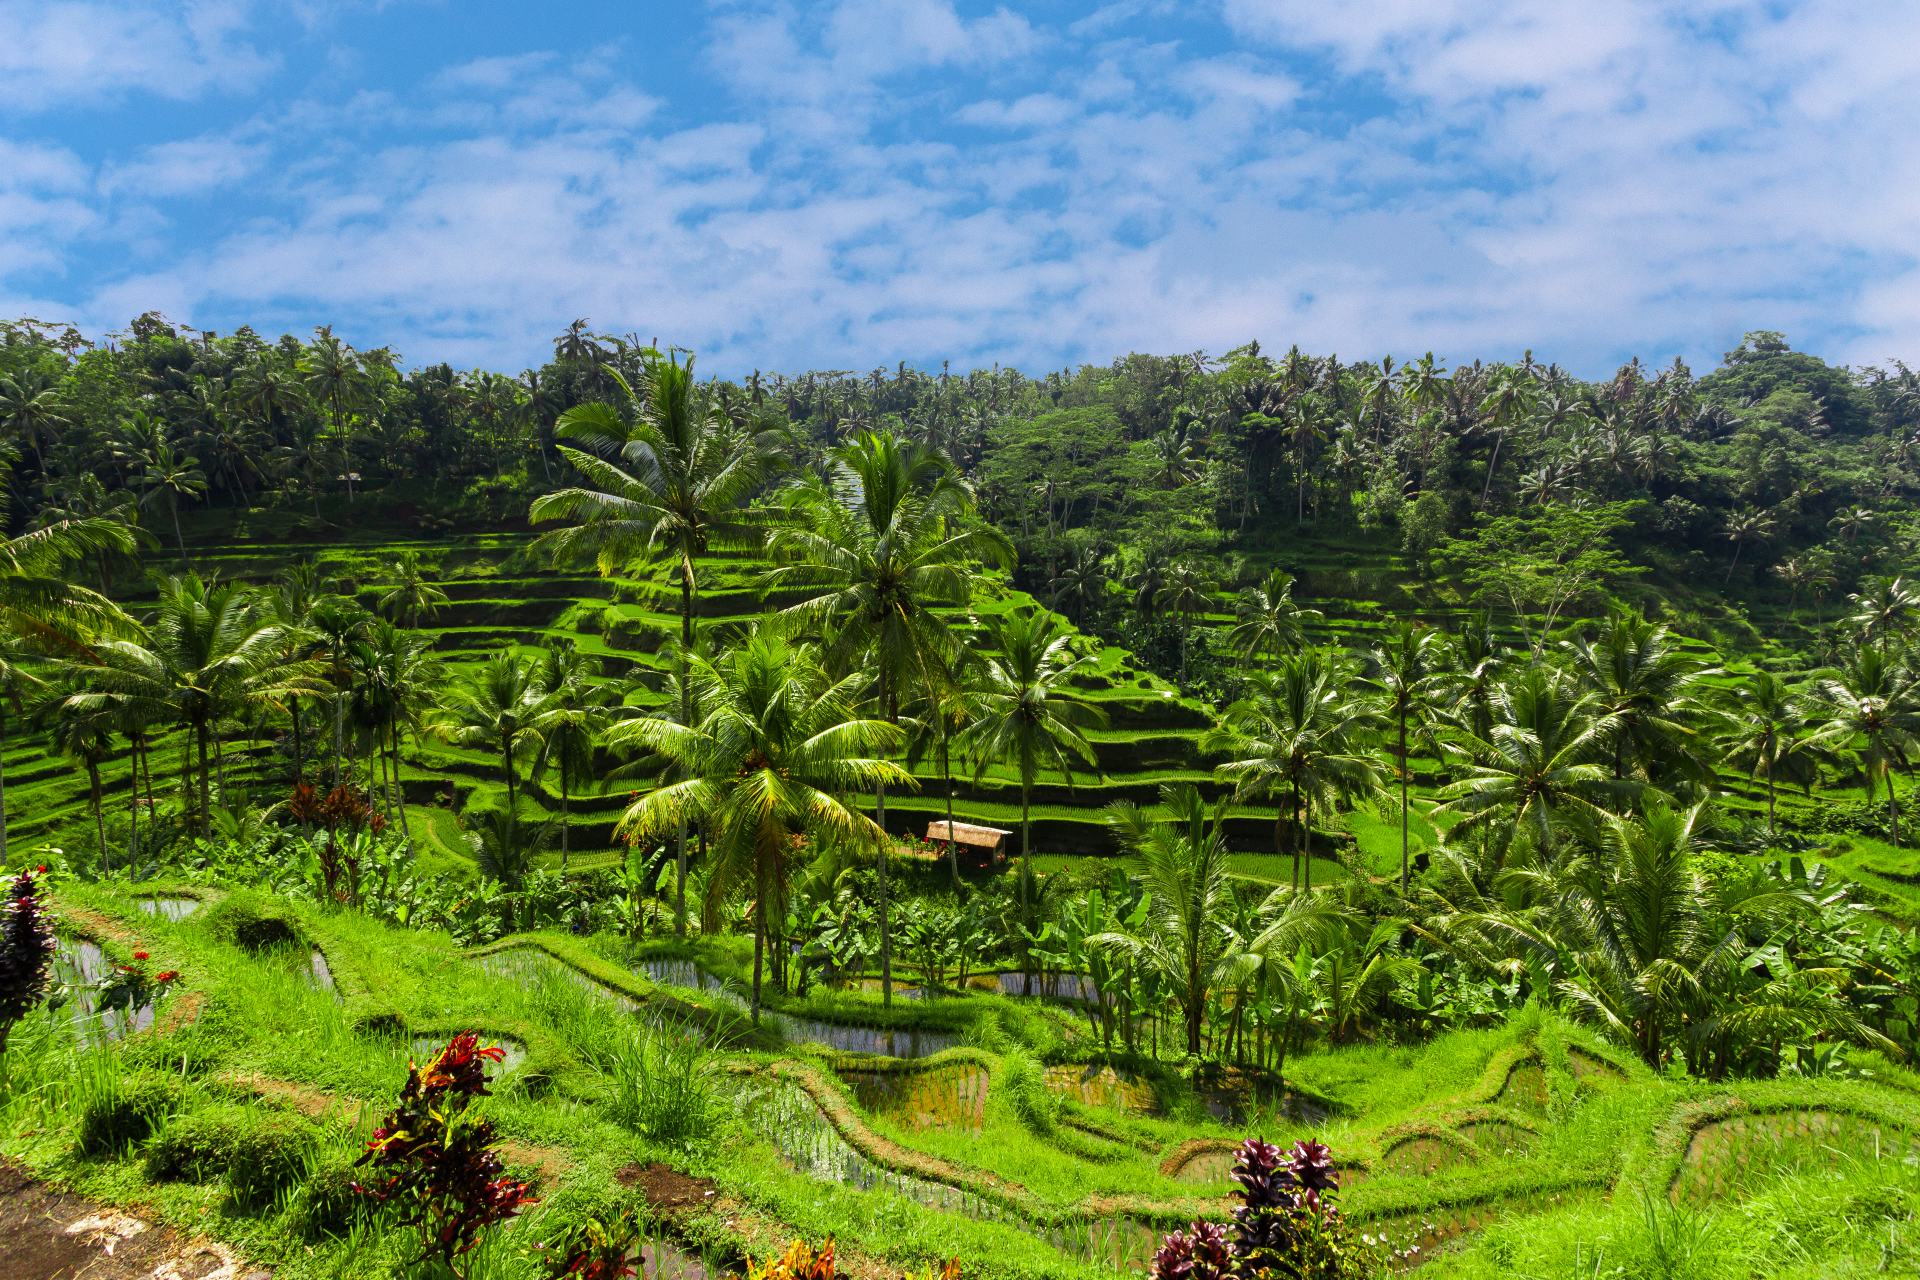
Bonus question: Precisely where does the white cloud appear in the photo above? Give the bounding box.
[0,1,275,110]
[15,0,1920,377]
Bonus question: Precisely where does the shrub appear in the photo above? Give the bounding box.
[201,892,304,953]
[77,1070,185,1154]
[538,1208,644,1279]
[145,1103,321,1203]
[354,1032,537,1271]
[744,1237,846,1280]
[1150,1139,1390,1280]
[0,869,57,1054]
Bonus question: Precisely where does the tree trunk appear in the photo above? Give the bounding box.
[89,760,106,874]
[0,703,8,868]
[503,729,516,815]
[1289,784,1300,890]
[943,734,959,888]
[173,503,188,568]
[877,777,892,1008]
[197,720,211,835]
[559,754,570,872]
[1399,709,1410,892]
[128,741,140,877]
[676,565,693,936]
[751,845,768,1024]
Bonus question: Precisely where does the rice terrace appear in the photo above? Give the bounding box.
[0,314,1917,1280]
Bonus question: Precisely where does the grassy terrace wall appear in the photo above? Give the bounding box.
[13,498,1913,913]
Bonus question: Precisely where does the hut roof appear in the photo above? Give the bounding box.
[926,820,1013,850]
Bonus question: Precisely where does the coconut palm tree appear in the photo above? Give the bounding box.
[1845,576,1920,649]
[67,576,315,834]
[439,650,546,819]
[1806,647,1920,845]
[1714,670,1823,840]
[767,430,1012,1002]
[350,620,446,836]
[136,444,207,567]
[1206,651,1382,891]
[377,550,450,630]
[1155,559,1216,689]
[607,629,908,1022]
[1048,546,1107,628]
[531,350,786,936]
[530,640,622,870]
[960,610,1106,913]
[1362,621,1447,892]
[1088,784,1245,1056]
[37,690,114,869]
[1722,508,1774,585]
[307,597,371,786]
[1227,569,1321,665]
[1565,604,1716,785]
[1541,803,1816,1068]
[1434,665,1632,873]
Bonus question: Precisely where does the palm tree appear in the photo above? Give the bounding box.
[1048,547,1107,628]
[466,805,557,929]
[1434,665,1630,873]
[1829,505,1877,548]
[960,610,1106,915]
[1773,555,1832,620]
[1543,804,1813,1068]
[137,444,208,567]
[351,620,446,837]
[1088,784,1246,1056]
[1227,569,1321,665]
[378,550,450,629]
[768,430,1012,1002]
[902,648,988,887]
[0,370,68,473]
[532,351,785,936]
[607,629,908,1022]
[1205,651,1381,891]
[68,576,314,834]
[1363,620,1446,891]
[1156,559,1216,689]
[1806,647,1920,845]
[439,650,546,819]
[1722,508,1775,585]
[38,691,115,869]
[308,597,371,786]
[1566,604,1715,784]
[150,575,309,830]
[1715,671,1822,840]
[1846,576,1920,648]
[530,640,621,870]
[298,328,364,494]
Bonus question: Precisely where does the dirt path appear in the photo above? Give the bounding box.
[0,1158,265,1280]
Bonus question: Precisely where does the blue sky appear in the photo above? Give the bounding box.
[3,1,1916,379]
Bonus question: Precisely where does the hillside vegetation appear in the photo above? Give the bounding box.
[2,317,1920,1278]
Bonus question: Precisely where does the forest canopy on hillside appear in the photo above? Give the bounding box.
[3,314,1914,672]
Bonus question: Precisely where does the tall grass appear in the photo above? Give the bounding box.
[588,1017,732,1147]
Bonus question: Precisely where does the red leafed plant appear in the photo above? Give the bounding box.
[538,1208,641,1279]
[353,1032,537,1275]
[0,869,56,1054]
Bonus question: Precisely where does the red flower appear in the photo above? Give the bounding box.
[133,951,149,961]
[35,865,45,873]
[155,971,180,983]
